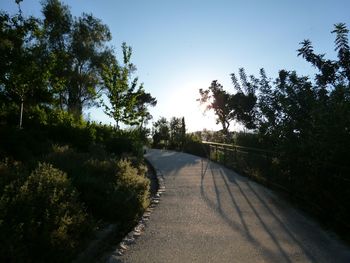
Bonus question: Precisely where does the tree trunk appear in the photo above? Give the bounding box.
[68,100,82,120]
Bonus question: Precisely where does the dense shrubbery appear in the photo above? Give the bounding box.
[0,109,151,261]
[0,126,51,162]
[182,134,209,158]
[234,132,263,149]
[0,163,91,262]
[192,24,350,235]
[0,106,147,161]
[45,146,150,222]
[0,0,155,261]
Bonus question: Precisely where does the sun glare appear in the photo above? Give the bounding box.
[160,80,220,132]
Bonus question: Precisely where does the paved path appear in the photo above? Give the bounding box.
[111,149,350,263]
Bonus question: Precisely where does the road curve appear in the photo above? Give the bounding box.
[109,149,350,263]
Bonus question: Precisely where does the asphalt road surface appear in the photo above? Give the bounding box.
[109,149,350,263]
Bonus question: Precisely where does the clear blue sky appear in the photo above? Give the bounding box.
[1,0,350,131]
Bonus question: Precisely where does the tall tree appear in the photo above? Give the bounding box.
[68,13,112,117]
[198,80,233,136]
[152,117,169,147]
[0,1,50,127]
[168,116,186,149]
[41,0,72,110]
[230,68,258,129]
[131,87,157,128]
[198,70,257,138]
[181,116,186,143]
[41,0,113,118]
[102,43,156,128]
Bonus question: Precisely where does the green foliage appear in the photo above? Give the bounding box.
[152,117,170,148]
[0,160,28,196]
[45,147,150,223]
[234,132,263,148]
[198,81,233,135]
[198,73,257,136]
[169,117,186,150]
[0,2,154,261]
[106,135,140,157]
[25,108,95,151]
[199,23,350,233]
[41,0,113,118]
[101,43,156,128]
[0,9,51,128]
[101,128,146,158]
[0,163,91,262]
[190,129,231,144]
[0,126,51,162]
[114,160,150,219]
[1,0,156,130]
[182,134,209,158]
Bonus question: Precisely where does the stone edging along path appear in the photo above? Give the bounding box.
[108,159,166,260]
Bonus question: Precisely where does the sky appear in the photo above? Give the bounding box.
[1,0,350,132]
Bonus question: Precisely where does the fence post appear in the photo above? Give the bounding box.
[234,146,237,164]
[223,147,226,165]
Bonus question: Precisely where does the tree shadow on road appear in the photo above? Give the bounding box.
[147,149,344,262]
[200,159,318,263]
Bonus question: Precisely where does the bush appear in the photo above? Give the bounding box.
[234,132,262,148]
[45,112,95,151]
[45,145,89,178]
[114,160,150,221]
[183,135,209,158]
[0,126,51,162]
[0,163,91,262]
[45,147,150,223]
[0,160,28,195]
[105,129,144,159]
[76,159,150,222]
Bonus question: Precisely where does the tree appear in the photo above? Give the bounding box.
[41,0,113,118]
[253,23,350,157]
[198,80,233,136]
[102,43,156,128]
[68,13,112,117]
[230,68,258,129]
[198,69,257,138]
[131,87,157,128]
[0,2,50,128]
[169,117,186,149]
[181,117,186,142]
[41,0,73,110]
[152,117,169,148]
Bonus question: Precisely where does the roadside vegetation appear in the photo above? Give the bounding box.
[0,0,155,262]
[150,23,350,239]
[195,24,350,238]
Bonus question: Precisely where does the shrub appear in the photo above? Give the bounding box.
[0,163,91,262]
[76,159,150,223]
[45,147,150,223]
[183,135,209,158]
[114,160,150,221]
[234,132,262,148]
[45,145,89,178]
[91,123,115,144]
[0,160,28,195]
[105,129,144,159]
[46,124,95,152]
[106,136,136,156]
[0,126,51,162]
